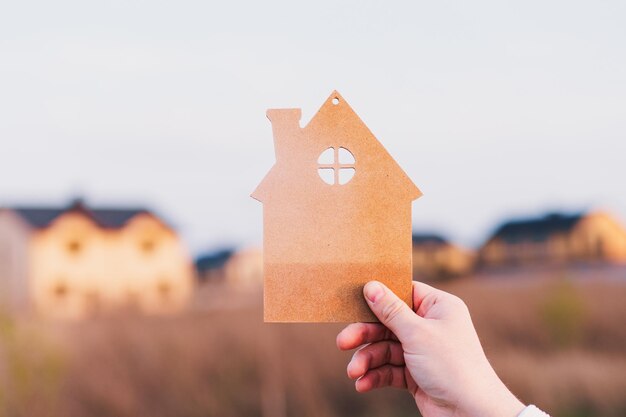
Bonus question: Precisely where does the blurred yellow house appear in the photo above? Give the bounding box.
[412,234,475,280]
[479,211,626,267]
[0,200,193,319]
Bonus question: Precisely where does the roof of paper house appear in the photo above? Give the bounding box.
[252,91,421,202]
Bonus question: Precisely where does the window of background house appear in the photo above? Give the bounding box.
[140,238,156,254]
[53,281,68,299]
[67,239,82,255]
[317,147,356,185]
[157,280,171,303]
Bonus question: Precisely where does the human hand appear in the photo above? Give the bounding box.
[336,281,525,417]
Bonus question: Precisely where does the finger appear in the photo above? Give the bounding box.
[412,281,452,318]
[412,281,442,317]
[363,281,422,342]
[336,322,398,350]
[355,365,407,392]
[347,341,405,379]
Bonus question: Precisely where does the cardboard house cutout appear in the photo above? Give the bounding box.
[252,91,422,322]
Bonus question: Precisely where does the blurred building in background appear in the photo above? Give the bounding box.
[192,247,262,312]
[195,248,234,284]
[479,211,626,268]
[412,233,475,280]
[0,199,193,318]
[223,247,263,289]
[195,247,262,290]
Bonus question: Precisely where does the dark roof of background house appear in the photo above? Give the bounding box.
[195,249,235,273]
[412,233,448,245]
[490,212,585,243]
[8,200,151,229]
[89,209,149,228]
[12,208,65,229]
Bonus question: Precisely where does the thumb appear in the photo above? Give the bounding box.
[363,281,419,341]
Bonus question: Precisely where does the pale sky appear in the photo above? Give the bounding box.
[1,1,625,255]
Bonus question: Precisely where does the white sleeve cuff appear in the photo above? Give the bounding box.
[518,405,550,417]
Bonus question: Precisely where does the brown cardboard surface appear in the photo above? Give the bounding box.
[252,91,422,322]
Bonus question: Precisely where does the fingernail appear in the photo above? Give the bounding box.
[364,281,384,303]
[346,360,356,378]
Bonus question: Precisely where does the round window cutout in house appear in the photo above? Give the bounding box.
[317,147,356,185]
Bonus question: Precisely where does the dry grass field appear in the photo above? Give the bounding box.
[1,267,625,417]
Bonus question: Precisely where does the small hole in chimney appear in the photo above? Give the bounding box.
[332,97,339,105]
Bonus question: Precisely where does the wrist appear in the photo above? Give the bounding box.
[458,363,525,417]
